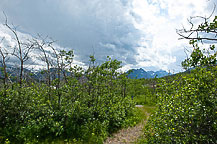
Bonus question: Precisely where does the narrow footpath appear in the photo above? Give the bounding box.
[104,105,150,144]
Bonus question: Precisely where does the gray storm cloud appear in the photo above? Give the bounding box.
[0,0,140,65]
[0,0,216,72]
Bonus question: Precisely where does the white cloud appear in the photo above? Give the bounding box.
[129,0,216,72]
[0,24,86,70]
[0,0,216,72]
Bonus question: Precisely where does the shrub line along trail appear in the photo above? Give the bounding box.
[104,105,151,144]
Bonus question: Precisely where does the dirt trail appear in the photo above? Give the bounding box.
[104,108,150,144]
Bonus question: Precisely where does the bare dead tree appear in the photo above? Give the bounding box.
[3,13,35,88]
[33,35,56,100]
[49,45,62,107]
[59,50,68,84]
[47,41,74,107]
[48,44,60,81]
[0,38,10,91]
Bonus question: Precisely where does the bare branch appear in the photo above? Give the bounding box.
[0,37,9,88]
[177,4,217,42]
[23,43,35,61]
[3,12,27,87]
[177,32,217,41]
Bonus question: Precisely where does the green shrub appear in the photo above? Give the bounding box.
[142,67,217,143]
[0,57,138,143]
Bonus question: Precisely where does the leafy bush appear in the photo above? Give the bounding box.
[142,67,217,143]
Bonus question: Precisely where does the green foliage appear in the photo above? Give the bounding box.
[182,42,216,69]
[181,15,217,70]
[141,15,217,143]
[142,67,217,143]
[128,78,158,105]
[197,16,217,33]
[0,57,138,143]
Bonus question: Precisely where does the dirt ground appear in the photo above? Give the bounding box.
[104,106,150,144]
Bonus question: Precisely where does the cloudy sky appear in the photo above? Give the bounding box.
[0,0,216,73]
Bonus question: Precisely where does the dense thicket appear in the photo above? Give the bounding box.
[0,57,139,143]
[142,67,217,143]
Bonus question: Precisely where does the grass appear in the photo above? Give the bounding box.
[31,105,156,144]
[104,105,156,144]
[134,94,157,106]
[135,105,156,144]
[141,105,156,114]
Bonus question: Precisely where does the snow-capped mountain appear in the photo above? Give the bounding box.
[127,68,169,79]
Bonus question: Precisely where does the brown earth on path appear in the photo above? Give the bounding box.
[104,111,150,144]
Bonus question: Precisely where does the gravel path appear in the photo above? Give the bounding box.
[104,111,150,144]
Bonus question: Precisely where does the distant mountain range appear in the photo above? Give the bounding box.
[0,65,71,82]
[127,68,169,79]
[0,64,169,82]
